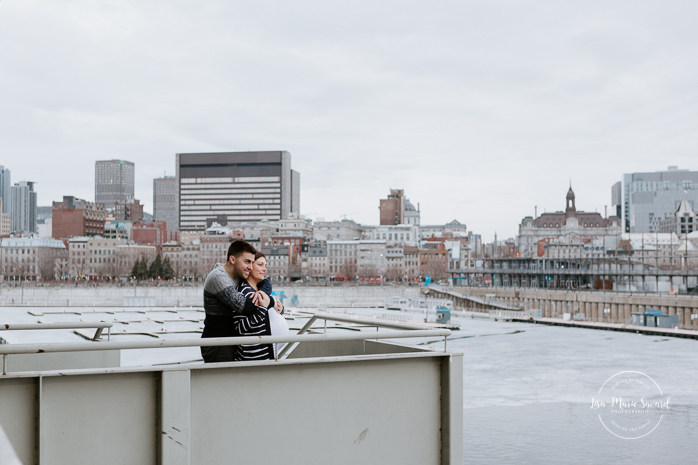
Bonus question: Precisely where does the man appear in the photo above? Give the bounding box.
[201,240,270,363]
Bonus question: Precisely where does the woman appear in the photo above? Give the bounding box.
[234,252,289,361]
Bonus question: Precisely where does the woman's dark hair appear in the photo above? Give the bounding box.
[254,251,266,261]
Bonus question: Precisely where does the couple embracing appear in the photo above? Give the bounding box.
[201,240,289,363]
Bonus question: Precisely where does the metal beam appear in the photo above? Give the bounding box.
[0,322,112,331]
[0,330,451,357]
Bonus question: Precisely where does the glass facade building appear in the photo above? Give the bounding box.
[95,160,135,209]
[10,181,37,234]
[0,165,11,214]
[623,167,698,233]
[153,176,178,230]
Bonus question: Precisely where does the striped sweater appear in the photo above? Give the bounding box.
[233,279,274,361]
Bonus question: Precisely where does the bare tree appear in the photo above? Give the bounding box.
[360,265,379,280]
[37,255,56,281]
[340,259,357,280]
[385,266,403,282]
[421,259,448,281]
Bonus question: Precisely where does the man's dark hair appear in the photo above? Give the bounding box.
[227,240,256,261]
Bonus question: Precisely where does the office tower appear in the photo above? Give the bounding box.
[95,160,135,209]
[611,181,622,219]
[11,181,37,234]
[0,165,10,214]
[0,199,10,235]
[176,151,300,230]
[622,166,698,233]
[153,176,178,231]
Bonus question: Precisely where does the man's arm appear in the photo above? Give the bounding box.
[204,269,257,316]
[215,285,258,316]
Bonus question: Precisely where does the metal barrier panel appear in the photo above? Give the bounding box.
[6,350,120,373]
[0,378,37,465]
[39,372,159,465]
[190,356,443,465]
[0,351,462,465]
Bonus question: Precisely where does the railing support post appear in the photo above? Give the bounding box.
[160,370,191,465]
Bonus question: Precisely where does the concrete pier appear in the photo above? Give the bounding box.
[427,286,698,330]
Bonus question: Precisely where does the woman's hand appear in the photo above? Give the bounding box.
[252,291,270,308]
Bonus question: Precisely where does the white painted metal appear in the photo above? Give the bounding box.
[161,370,191,465]
[0,321,112,341]
[0,322,112,331]
[0,422,22,465]
[0,329,450,356]
[0,350,460,465]
[0,318,462,465]
[39,372,159,465]
[277,311,446,358]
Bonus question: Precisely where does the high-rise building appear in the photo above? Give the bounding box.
[11,181,37,234]
[52,196,105,239]
[176,151,300,230]
[611,181,622,219]
[95,160,135,209]
[0,199,10,235]
[622,166,698,233]
[0,165,11,214]
[153,176,178,230]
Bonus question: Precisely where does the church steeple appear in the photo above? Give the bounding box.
[565,186,576,219]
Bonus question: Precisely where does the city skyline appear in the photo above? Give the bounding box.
[2,2,698,239]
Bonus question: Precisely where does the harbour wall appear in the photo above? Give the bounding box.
[0,284,422,308]
[428,286,698,329]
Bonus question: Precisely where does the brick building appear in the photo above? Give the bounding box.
[113,199,143,223]
[132,221,176,248]
[379,189,405,226]
[52,196,105,239]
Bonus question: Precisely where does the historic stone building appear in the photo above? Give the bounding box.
[518,188,622,258]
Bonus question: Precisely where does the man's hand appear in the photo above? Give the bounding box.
[274,299,284,314]
[252,291,270,308]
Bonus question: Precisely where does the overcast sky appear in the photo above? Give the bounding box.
[2,1,697,240]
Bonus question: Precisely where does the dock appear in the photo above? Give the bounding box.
[456,309,698,340]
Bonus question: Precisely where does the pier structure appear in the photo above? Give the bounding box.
[425,285,698,330]
[449,256,698,293]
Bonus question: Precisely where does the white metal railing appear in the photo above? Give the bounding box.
[278,312,449,358]
[0,321,112,341]
[0,326,451,375]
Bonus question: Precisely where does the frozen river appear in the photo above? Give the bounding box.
[444,315,698,464]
